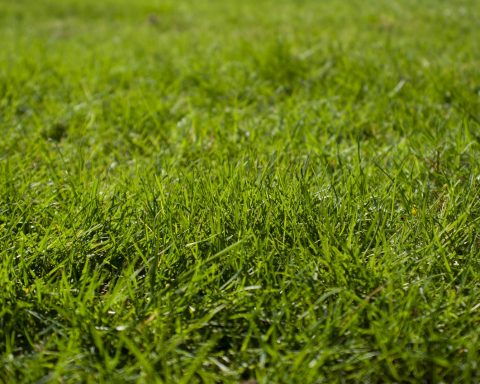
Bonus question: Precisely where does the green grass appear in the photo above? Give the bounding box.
[1,0,480,382]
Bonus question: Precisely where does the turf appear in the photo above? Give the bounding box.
[1,0,480,382]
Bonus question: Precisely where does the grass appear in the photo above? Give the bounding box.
[1,0,480,382]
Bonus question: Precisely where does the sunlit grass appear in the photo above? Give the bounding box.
[1,0,479,382]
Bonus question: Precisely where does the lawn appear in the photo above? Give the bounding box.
[1,0,480,382]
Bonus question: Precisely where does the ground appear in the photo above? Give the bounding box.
[1,0,480,382]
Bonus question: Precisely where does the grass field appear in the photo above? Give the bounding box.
[1,0,480,382]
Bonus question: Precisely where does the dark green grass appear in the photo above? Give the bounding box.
[1,0,480,382]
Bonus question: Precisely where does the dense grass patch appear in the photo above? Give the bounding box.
[1,0,480,382]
